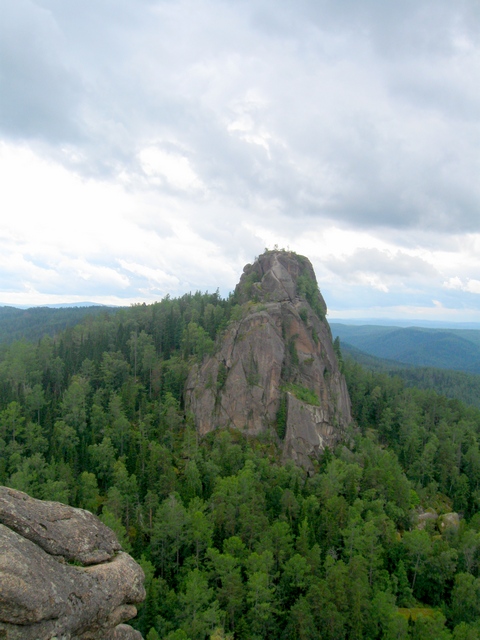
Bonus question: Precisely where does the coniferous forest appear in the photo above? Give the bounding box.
[2,292,480,639]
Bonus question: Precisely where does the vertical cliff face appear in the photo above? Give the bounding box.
[185,250,352,469]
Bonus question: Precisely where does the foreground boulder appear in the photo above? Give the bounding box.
[0,486,145,640]
[186,250,352,469]
[438,512,460,532]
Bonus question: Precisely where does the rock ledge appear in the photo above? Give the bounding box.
[0,486,145,640]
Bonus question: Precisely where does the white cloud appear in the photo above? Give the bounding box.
[444,277,480,295]
[119,260,180,288]
[467,281,480,294]
[444,277,464,290]
[138,146,204,191]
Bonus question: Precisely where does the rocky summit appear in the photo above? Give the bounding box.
[186,250,352,469]
[0,485,145,640]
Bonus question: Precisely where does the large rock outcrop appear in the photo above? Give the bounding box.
[186,250,352,469]
[0,486,145,640]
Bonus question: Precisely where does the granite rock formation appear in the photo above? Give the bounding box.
[186,250,352,469]
[0,485,145,640]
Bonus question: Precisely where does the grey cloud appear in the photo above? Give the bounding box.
[165,2,480,234]
[323,248,438,280]
[291,0,480,59]
[0,0,83,141]
[3,0,480,237]
[325,284,480,314]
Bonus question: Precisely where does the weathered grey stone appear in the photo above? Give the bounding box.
[283,393,341,468]
[438,512,460,532]
[186,251,351,469]
[109,624,144,639]
[0,488,145,640]
[0,486,120,565]
[416,510,438,530]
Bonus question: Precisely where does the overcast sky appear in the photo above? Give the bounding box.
[1,0,480,321]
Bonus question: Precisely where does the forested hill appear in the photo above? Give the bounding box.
[331,323,480,374]
[0,305,123,345]
[2,283,480,638]
[340,342,480,410]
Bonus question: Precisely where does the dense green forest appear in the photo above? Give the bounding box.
[2,293,480,639]
[0,304,121,345]
[340,342,480,411]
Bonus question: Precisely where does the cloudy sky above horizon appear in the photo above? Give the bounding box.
[1,0,480,320]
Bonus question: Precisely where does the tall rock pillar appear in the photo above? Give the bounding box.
[185,250,351,469]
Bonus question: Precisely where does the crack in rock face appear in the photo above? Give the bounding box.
[186,251,352,471]
[0,486,145,640]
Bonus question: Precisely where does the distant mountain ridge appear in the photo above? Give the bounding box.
[331,318,480,330]
[0,302,111,309]
[339,341,480,409]
[331,322,480,374]
[0,305,123,345]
